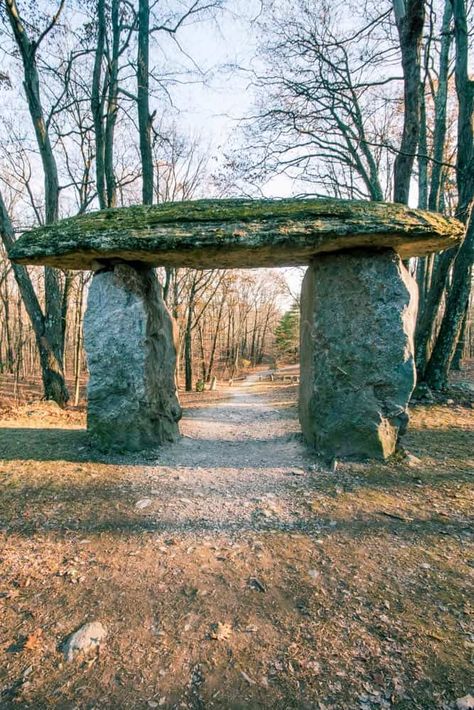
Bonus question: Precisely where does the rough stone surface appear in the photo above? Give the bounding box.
[63,621,107,662]
[84,264,182,451]
[299,249,418,460]
[9,198,463,269]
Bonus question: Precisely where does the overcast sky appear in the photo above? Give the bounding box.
[147,1,297,197]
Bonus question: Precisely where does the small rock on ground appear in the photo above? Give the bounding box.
[63,621,107,662]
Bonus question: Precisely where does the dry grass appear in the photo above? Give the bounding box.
[0,375,472,709]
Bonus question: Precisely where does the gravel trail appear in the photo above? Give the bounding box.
[135,375,317,536]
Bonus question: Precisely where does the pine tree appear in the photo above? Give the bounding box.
[274,304,300,361]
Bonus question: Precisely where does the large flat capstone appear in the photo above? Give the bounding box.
[9,198,463,269]
[84,264,181,451]
[299,249,418,460]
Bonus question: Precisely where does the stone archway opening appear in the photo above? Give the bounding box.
[10,198,463,460]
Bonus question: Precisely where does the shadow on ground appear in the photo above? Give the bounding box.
[0,382,473,709]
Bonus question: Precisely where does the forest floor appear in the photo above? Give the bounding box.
[0,368,473,709]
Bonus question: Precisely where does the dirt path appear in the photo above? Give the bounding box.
[132,374,313,537]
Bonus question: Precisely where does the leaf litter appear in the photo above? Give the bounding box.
[0,374,472,708]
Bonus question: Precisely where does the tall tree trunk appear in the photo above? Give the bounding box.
[392,0,425,204]
[250,304,258,365]
[450,0,474,221]
[424,213,473,387]
[198,323,206,381]
[206,294,225,381]
[258,305,273,363]
[451,303,468,370]
[414,0,454,379]
[184,276,197,391]
[137,0,154,205]
[424,0,474,389]
[0,191,68,404]
[73,276,86,406]
[415,248,456,377]
[104,0,120,207]
[4,0,69,405]
[428,0,453,211]
[91,0,107,209]
[417,71,428,210]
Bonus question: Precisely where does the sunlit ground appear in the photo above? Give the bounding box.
[0,377,472,709]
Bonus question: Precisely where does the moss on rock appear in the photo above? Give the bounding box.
[9,197,464,270]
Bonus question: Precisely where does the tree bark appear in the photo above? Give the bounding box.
[428,0,453,211]
[206,294,225,381]
[184,275,197,391]
[424,212,473,388]
[393,0,426,204]
[104,0,120,207]
[137,0,154,205]
[451,303,468,370]
[0,191,69,405]
[424,0,474,388]
[5,0,69,405]
[415,248,456,377]
[417,69,428,209]
[91,0,107,209]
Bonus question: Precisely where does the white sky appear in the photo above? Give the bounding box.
[160,4,259,142]
[148,1,297,197]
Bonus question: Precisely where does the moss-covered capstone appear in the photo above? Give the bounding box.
[9,198,463,270]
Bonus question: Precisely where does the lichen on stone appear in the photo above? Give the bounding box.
[8,197,464,270]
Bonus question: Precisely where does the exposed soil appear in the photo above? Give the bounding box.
[0,371,473,709]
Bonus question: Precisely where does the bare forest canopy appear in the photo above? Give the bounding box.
[0,0,473,401]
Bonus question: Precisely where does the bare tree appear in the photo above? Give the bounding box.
[91,0,136,208]
[3,0,69,404]
[424,0,474,389]
[229,1,395,199]
[0,190,68,403]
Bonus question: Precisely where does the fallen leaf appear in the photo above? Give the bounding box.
[24,629,43,651]
[209,622,232,641]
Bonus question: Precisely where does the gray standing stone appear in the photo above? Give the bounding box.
[84,263,182,451]
[299,249,418,460]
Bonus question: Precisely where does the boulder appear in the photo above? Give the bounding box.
[9,198,463,270]
[299,249,418,460]
[84,263,181,451]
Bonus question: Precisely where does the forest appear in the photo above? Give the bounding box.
[0,0,472,402]
[0,1,473,709]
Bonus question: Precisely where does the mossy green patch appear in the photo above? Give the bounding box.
[9,197,464,270]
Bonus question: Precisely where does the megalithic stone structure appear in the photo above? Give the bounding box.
[9,198,464,459]
[84,264,182,451]
[299,250,418,459]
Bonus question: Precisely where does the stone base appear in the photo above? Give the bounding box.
[299,250,418,460]
[84,263,182,451]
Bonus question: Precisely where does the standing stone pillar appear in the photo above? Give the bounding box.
[84,263,182,451]
[299,249,418,460]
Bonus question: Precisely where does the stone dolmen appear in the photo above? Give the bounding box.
[9,198,463,459]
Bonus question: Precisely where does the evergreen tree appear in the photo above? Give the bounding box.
[274,303,300,361]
